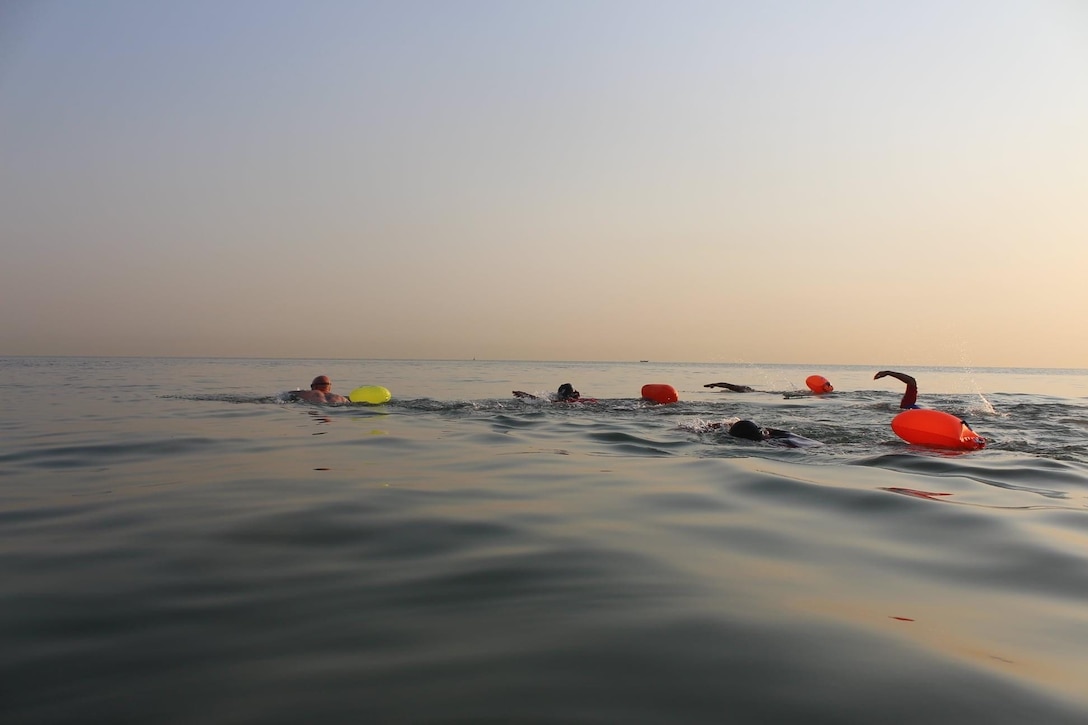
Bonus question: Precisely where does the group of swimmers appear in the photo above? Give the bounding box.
[508,370,921,443]
[700,370,920,442]
[290,370,924,444]
[703,370,917,408]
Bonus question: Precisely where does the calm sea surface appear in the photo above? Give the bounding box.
[2,357,1087,724]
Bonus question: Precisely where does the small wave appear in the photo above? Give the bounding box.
[162,392,295,405]
[0,436,234,469]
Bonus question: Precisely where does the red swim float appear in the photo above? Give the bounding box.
[641,383,678,404]
[806,375,833,394]
[891,409,985,450]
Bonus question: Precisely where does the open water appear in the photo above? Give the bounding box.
[2,357,1087,724]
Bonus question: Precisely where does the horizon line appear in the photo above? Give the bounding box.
[1,354,1085,374]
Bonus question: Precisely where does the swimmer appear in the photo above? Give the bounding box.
[874,370,919,409]
[703,382,756,392]
[707,419,792,441]
[555,383,581,401]
[290,375,350,404]
[513,383,582,402]
[705,419,819,447]
[704,380,832,397]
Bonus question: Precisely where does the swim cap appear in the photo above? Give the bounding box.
[557,383,579,400]
[729,420,765,441]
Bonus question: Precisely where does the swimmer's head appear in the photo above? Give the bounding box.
[728,420,766,441]
[557,383,580,400]
[311,376,332,390]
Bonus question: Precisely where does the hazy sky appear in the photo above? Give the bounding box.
[2,1,1086,366]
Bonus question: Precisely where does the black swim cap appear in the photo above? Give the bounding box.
[729,420,765,441]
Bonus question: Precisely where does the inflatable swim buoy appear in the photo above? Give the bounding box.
[806,375,833,394]
[641,383,678,404]
[349,385,392,404]
[891,409,985,450]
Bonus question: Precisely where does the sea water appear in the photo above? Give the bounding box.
[1,357,1087,724]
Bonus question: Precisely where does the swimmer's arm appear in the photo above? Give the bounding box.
[874,370,918,408]
[513,390,539,399]
[703,382,755,392]
[874,370,916,386]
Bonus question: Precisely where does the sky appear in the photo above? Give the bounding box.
[1,0,1086,367]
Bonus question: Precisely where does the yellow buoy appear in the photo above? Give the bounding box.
[349,385,392,405]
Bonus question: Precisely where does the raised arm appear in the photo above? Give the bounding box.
[874,370,918,408]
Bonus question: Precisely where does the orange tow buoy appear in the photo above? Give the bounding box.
[641,383,678,404]
[891,409,985,450]
[806,375,833,394]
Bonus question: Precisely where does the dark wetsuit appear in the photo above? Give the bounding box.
[876,371,920,409]
[900,382,919,409]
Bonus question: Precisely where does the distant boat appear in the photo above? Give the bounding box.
[640,360,649,363]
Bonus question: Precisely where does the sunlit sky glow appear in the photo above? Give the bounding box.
[2,1,1086,366]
